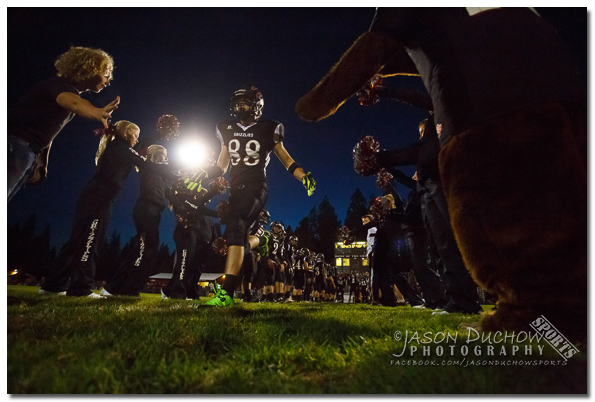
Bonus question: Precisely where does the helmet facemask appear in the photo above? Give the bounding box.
[230,86,264,121]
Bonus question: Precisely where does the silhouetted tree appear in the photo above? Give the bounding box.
[317,196,341,262]
[344,188,369,240]
[294,207,317,251]
[96,231,122,281]
[152,244,174,276]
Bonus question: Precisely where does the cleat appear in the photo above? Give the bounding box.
[86,292,105,299]
[38,289,66,296]
[100,288,114,297]
[160,288,169,299]
[432,310,449,315]
[204,289,235,307]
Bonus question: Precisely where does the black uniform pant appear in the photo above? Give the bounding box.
[403,225,448,309]
[105,199,163,296]
[374,219,424,307]
[227,183,268,247]
[164,225,209,299]
[42,187,113,296]
[420,180,481,313]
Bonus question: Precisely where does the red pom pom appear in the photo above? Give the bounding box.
[376,169,393,189]
[369,196,389,223]
[208,176,229,197]
[337,226,355,244]
[356,75,383,107]
[353,135,381,176]
[93,123,117,138]
[211,237,228,256]
[156,114,180,141]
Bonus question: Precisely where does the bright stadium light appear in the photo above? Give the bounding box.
[172,137,211,170]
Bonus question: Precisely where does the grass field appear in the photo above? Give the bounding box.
[7,285,587,394]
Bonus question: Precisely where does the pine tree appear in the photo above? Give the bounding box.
[96,231,122,281]
[344,188,369,237]
[316,196,341,262]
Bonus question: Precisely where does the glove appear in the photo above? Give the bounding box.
[302,172,316,196]
[184,170,207,192]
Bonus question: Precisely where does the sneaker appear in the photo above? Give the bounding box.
[160,288,169,300]
[38,289,66,296]
[100,288,114,297]
[204,288,235,307]
[432,303,482,315]
[431,310,449,315]
[412,304,427,309]
[87,292,105,299]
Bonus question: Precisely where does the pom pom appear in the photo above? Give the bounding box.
[376,169,393,190]
[216,200,230,224]
[353,135,381,176]
[208,176,229,197]
[93,123,117,138]
[356,75,383,107]
[369,196,389,223]
[211,237,228,256]
[337,226,355,245]
[156,114,180,141]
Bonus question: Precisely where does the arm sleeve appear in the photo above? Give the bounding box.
[377,142,422,167]
[124,146,179,180]
[274,123,284,144]
[377,88,433,111]
[387,167,417,189]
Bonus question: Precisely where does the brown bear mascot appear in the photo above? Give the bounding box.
[296,8,587,343]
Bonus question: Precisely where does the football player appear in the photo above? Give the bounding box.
[196,85,316,306]
[293,247,310,302]
[283,235,299,303]
[269,221,286,302]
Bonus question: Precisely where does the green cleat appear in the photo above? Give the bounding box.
[204,287,235,307]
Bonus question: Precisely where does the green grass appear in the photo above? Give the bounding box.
[7,285,587,394]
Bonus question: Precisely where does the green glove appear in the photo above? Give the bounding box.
[184,170,207,192]
[302,172,316,196]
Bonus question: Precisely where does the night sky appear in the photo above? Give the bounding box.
[6,7,587,251]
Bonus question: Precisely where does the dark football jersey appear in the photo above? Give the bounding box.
[295,256,307,271]
[216,119,284,187]
[270,236,283,263]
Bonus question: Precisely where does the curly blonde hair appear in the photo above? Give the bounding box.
[95,120,140,165]
[55,46,114,83]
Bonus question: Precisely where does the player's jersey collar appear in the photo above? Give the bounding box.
[236,121,258,130]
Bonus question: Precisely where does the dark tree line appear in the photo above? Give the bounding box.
[7,215,174,285]
[7,189,378,283]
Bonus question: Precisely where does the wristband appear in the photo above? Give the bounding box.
[288,162,301,175]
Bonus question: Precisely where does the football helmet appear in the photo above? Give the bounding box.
[296,247,309,258]
[270,221,285,233]
[230,85,264,120]
[257,209,271,225]
[288,236,298,246]
[315,253,325,263]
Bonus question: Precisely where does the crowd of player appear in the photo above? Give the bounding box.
[228,211,371,304]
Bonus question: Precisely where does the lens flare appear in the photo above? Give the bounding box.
[172,138,211,170]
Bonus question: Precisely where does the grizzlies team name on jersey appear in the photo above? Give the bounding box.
[216,119,284,187]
